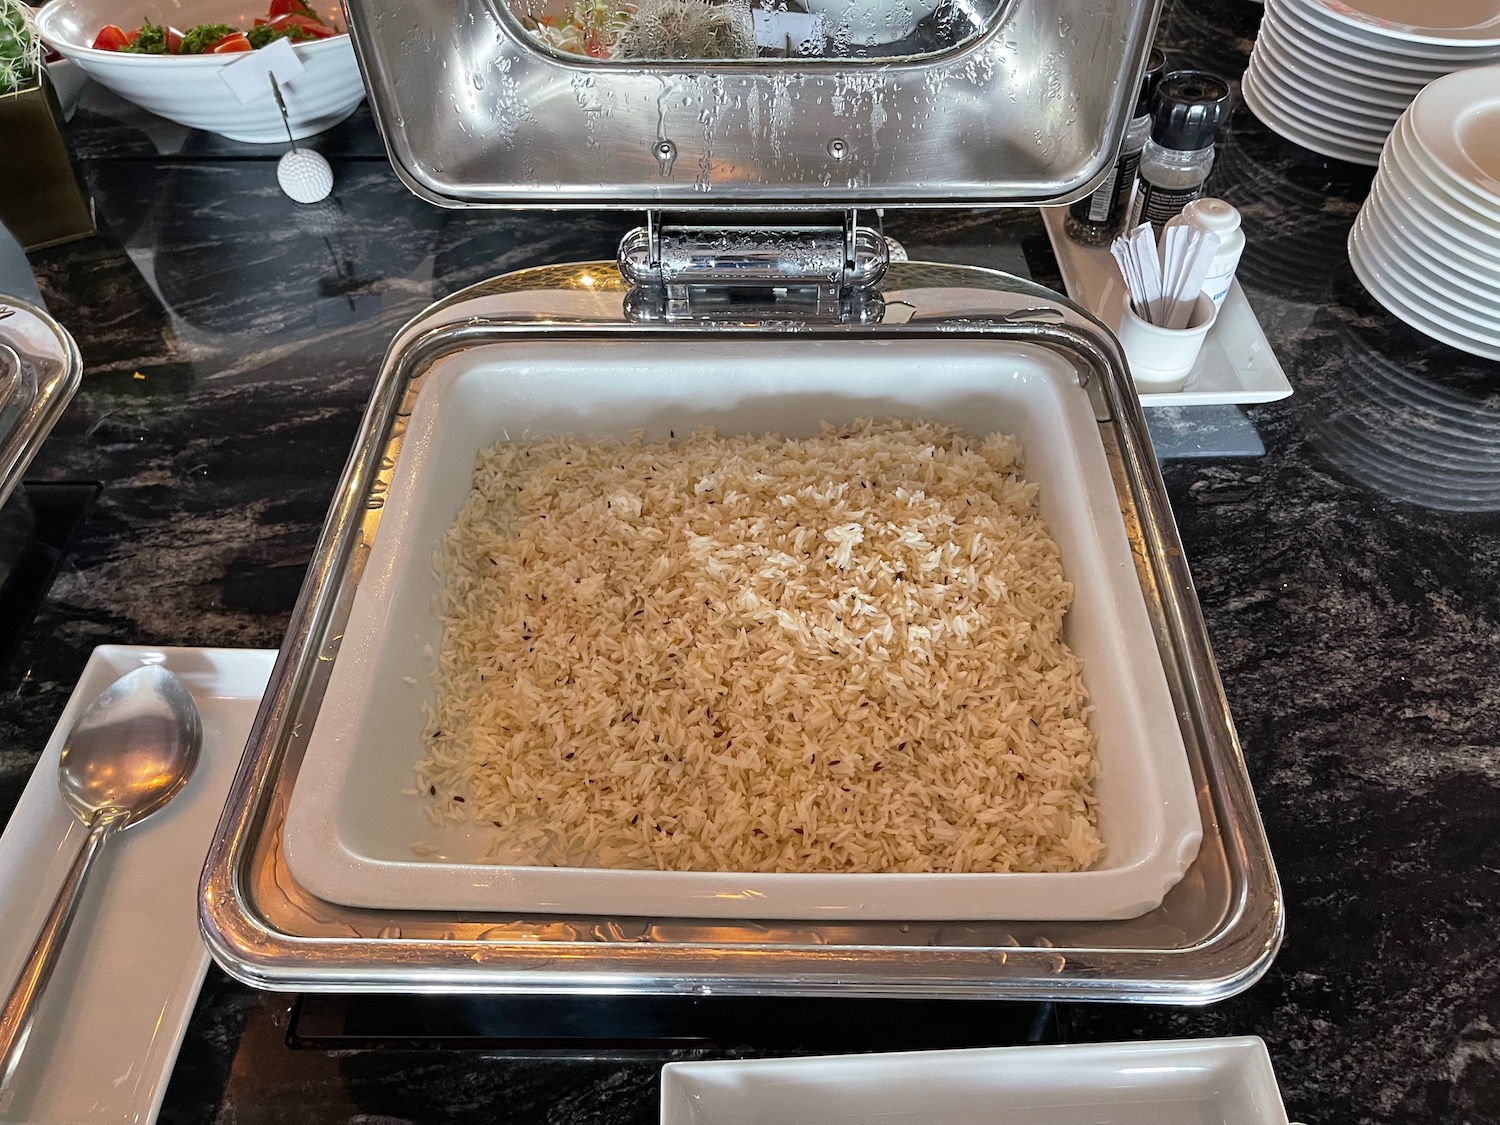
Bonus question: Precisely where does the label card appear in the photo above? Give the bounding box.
[219,36,305,105]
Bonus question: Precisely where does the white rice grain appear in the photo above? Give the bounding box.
[417,419,1102,874]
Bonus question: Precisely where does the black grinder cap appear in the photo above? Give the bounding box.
[1150,70,1233,150]
[1133,49,1169,118]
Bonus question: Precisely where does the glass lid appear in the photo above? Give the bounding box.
[344,0,1162,207]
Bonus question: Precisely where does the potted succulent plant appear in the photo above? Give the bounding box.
[0,0,94,250]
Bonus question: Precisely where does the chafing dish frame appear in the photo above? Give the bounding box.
[199,260,1282,1001]
[0,296,83,513]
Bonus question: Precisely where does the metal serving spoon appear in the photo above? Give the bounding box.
[0,665,202,1093]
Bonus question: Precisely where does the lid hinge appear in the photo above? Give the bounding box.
[618,210,889,322]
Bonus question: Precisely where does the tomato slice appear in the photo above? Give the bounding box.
[269,12,335,36]
[91,24,131,50]
[268,0,321,19]
[208,31,253,51]
[165,25,183,52]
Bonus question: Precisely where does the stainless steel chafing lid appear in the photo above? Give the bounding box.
[343,0,1163,208]
[0,298,83,512]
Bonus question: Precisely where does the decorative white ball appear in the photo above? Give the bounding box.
[277,149,334,205]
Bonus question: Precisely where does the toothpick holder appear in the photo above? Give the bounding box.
[1116,292,1218,393]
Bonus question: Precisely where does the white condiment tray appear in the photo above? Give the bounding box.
[661,1036,1299,1125]
[1041,207,1295,407]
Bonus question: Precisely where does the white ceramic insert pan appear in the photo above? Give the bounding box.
[283,337,1202,919]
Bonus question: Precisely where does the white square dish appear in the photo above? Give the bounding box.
[0,646,274,1125]
[283,336,1202,919]
[659,1037,1293,1125]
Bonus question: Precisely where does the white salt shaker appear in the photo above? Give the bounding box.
[1163,198,1244,312]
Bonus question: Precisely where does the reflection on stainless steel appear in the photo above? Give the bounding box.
[0,667,202,1095]
[199,261,1282,1000]
[509,0,998,61]
[0,297,83,513]
[342,0,1160,206]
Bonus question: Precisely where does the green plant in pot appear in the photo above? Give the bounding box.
[1,2,41,91]
[0,0,94,251]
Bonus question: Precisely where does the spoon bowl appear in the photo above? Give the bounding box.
[58,665,202,828]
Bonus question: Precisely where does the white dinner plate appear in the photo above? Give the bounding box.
[1254,24,1420,106]
[1408,65,1500,202]
[1393,117,1500,224]
[1243,54,1394,139]
[1266,3,1464,75]
[1242,65,1387,162]
[0,646,275,1125]
[1242,74,1384,164]
[1259,10,1453,84]
[1370,175,1500,275]
[1264,4,1460,80]
[1271,0,1500,61]
[1391,114,1500,225]
[1374,148,1500,257]
[1302,0,1500,47]
[1353,209,1500,333]
[1350,216,1500,353]
[1250,45,1405,126]
[1360,192,1500,310]
[1350,235,1500,360]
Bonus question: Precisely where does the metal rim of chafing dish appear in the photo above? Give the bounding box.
[199,260,1282,1001]
[0,296,83,513]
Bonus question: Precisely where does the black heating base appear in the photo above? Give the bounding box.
[288,993,1061,1058]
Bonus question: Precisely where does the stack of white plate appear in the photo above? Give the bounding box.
[1243,0,1500,165]
[1348,65,1500,361]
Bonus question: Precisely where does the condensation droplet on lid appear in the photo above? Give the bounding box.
[655,139,677,175]
[827,137,848,160]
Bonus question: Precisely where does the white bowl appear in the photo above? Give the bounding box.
[36,0,365,143]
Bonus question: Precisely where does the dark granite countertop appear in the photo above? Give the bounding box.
[4,0,1500,1121]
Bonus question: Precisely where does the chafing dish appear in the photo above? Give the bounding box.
[200,0,1279,997]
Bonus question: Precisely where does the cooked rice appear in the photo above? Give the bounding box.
[417,418,1102,873]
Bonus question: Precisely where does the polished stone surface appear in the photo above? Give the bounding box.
[3,0,1500,1121]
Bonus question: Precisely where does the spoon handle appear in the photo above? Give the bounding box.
[0,809,126,1095]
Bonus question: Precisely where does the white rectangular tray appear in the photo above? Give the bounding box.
[282,336,1202,921]
[0,646,273,1125]
[1041,207,1294,407]
[661,1037,1293,1125]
